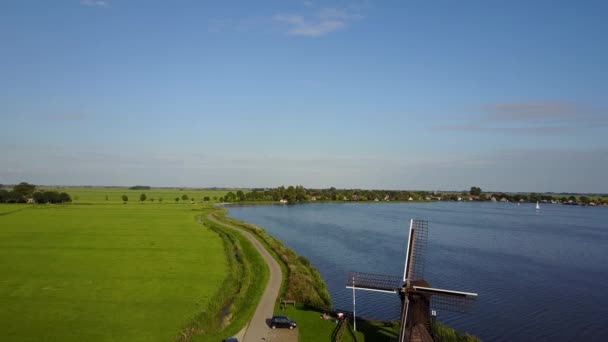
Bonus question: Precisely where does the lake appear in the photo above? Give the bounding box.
[227,202,608,341]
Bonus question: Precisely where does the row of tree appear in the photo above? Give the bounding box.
[220,186,433,204]
[218,185,607,205]
[119,193,216,203]
[0,182,71,204]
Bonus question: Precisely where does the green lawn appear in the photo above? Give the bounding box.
[0,204,29,215]
[43,187,231,204]
[0,203,227,341]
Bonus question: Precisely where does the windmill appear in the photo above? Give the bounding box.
[346,219,478,342]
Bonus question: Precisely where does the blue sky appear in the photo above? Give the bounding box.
[1,0,607,192]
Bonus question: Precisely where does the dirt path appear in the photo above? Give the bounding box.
[205,214,295,342]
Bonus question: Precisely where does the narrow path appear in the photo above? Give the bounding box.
[204,214,290,342]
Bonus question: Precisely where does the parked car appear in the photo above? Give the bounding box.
[222,338,238,342]
[270,315,297,329]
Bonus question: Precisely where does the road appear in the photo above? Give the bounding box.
[205,214,296,342]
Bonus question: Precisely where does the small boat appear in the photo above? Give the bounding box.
[536,202,540,210]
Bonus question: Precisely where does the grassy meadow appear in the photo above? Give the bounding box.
[0,192,235,341]
[42,187,229,204]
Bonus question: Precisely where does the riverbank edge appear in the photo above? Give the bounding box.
[178,210,270,342]
[211,205,332,309]
[217,203,482,342]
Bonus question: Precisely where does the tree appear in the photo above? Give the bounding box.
[105,195,109,201]
[203,196,210,201]
[31,191,70,204]
[181,194,189,201]
[236,190,245,202]
[225,192,236,202]
[33,192,46,203]
[175,197,180,203]
[59,192,71,203]
[286,186,296,203]
[158,197,163,203]
[470,186,482,196]
[122,195,128,203]
[140,193,147,202]
[13,182,36,197]
[0,190,9,203]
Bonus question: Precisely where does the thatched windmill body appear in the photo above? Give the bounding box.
[346,219,478,342]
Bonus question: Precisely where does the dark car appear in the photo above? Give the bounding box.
[270,315,297,329]
[222,338,238,342]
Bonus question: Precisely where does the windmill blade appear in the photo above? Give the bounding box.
[398,297,410,342]
[403,219,414,282]
[345,272,402,293]
[412,286,478,313]
[404,219,428,282]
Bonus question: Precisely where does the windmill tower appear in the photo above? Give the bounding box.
[346,219,478,342]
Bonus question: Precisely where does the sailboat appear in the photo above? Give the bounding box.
[536,201,541,210]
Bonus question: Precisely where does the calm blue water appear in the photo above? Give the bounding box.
[227,202,608,341]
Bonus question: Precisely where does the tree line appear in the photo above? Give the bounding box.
[217,185,608,206]
[0,182,71,204]
[219,186,434,204]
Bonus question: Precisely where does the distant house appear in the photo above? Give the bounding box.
[500,198,509,202]
[491,197,497,202]
[384,195,390,201]
[279,199,288,204]
[26,198,34,204]
[457,197,462,201]
[310,196,317,201]
[408,197,414,201]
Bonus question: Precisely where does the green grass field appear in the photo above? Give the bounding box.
[0,203,228,341]
[41,187,230,204]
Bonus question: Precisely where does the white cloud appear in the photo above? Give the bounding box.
[273,7,361,37]
[80,0,109,8]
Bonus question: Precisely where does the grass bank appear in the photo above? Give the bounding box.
[192,209,269,342]
[210,207,331,309]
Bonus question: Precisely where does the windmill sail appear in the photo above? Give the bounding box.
[405,219,428,282]
[412,286,478,313]
[346,272,402,293]
[398,297,410,342]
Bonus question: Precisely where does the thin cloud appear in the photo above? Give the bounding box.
[434,101,607,135]
[480,102,599,122]
[44,114,87,121]
[80,0,109,8]
[273,7,361,37]
[434,124,576,135]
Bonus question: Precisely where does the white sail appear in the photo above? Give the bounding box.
[536,201,540,210]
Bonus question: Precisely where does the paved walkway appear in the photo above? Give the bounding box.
[205,214,295,342]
